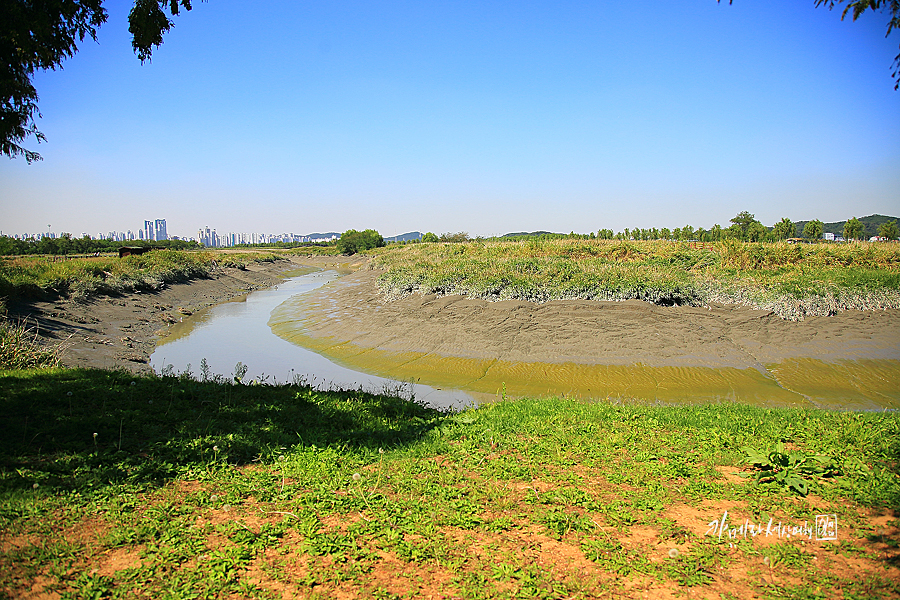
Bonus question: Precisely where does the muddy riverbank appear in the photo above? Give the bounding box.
[8,255,362,374]
[269,268,900,407]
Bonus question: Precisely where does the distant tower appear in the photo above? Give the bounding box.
[144,220,154,241]
[154,219,167,241]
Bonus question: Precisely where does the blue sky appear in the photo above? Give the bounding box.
[2,0,898,239]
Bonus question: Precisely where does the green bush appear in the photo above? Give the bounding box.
[336,229,385,255]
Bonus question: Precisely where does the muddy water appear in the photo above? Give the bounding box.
[149,269,476,411]
[268,275,900,410]
[269,328,900,410]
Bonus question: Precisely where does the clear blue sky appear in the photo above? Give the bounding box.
[1,0,898,239]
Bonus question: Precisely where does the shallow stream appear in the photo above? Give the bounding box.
[150,268,476,410]
[152,267,900,411]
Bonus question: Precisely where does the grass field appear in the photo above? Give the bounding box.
[373,239,900,320]
[1,367,898,599]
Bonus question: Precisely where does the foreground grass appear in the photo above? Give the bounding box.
[1,368,898,599]
[373,239,900,320]
[0,250,282,301]
[0,320,61,370]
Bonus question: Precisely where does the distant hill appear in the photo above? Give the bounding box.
[384,231,422,243]
[303,232,341,241]
[792,214,898,238]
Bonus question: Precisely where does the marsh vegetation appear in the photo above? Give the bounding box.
[0,250,282,301]
[374,238,900,320]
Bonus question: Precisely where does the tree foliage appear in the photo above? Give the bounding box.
[878,219,899,239]
[421,232,439,243]
[773,217,795,240]
[1,0,196,162]
[0,234,199,256]
[336,229,384,255]
[439,232,471,243]
[727,211,769,241]
[844,216,864,240]
[803,219,825,240]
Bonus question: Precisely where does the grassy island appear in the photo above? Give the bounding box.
[0,250,282,301]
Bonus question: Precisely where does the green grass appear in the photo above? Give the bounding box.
[371,239,900,320]
[0,249,283,301]
[2,366,898,598]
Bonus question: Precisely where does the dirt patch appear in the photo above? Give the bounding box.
[714,465,749,485]
[93,546,145,576]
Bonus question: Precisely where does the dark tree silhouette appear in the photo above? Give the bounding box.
[1,0,196,162]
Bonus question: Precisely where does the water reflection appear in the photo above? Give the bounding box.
[150,269,476,411]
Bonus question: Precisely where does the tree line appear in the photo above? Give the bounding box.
[0,235,201,256]
[407,213,899,245]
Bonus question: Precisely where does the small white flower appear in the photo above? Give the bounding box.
[66,391,73,397]
[213,446,219,453]
[32,483,39,489]
[379,448,384,454]
[668,548,679,559]
[93,432,98,439]
[352,473,361,482]
[130,381,136,386]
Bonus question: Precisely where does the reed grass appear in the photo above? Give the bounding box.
[372,239,900,320]
[0,250,281,301]
[0,320,61,370]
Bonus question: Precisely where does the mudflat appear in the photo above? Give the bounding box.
[278,268,900,368]
[12,257,900,406]
[269,267,900,407]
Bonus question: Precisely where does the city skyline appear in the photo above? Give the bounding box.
[1,218,345,246]
[1,1,898,237]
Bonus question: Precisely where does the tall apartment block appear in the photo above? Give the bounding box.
[143,219,168,241]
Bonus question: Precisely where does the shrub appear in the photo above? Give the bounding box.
[336,230,385,255]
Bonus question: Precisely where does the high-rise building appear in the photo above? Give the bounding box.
[144,220,154,241]
[154,219,167,241]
